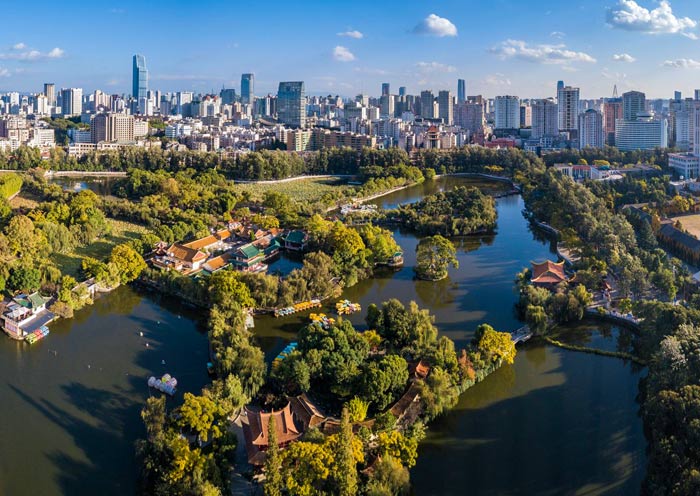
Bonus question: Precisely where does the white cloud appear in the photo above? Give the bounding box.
[337,30,363,39]
[606,0,698,39]
[12,43,25,50]
[0,68,10,77]
[0,46,65,61]
[413,14,458,37]
[663,58,700,68]
[415,61,456,73]
[333,46,355,62]
[490,39,596,64]
[484,73,512,87]
[353,67,389,76]
[46,48,64,58]
[550,31,566,39]
[612,53,636,62]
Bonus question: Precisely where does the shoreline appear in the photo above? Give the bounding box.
[44,170,128,178]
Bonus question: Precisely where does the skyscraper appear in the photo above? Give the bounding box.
[132,54,148,100]
[43,83,56,107]
[531,98,559,139]
[557,86,580,137]
[457,79,466,104]
[578,109,604,149]
[603,98,623,145]
[277,81,306,128]
[557,80,565,96]
[420,90,435,119]
[220,87,237,105]
[438,90,453,125]
[60,88,82,116]
[381,83,390,96]
[622,91,646,121]
[398,87,406,97]
[241,73,254,105]
[494,95,520,130]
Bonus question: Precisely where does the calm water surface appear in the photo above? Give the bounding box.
[0,287,209,496]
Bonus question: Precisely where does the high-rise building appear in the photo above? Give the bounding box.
[520,104,532,128]
[241,73,254,105]
[557,80,565,96]
[176,91,193,116]
[381,83,390,96]
[379,95,394,117]
[398,87,406,97]
[557,86,580,137]
[277,81,306,128]
[455,102,485,134]
[43,83,56,107]
[132,54,148,101]
[531,99,559,139]
[93,90,111,111]
[494,95,520,130]
[622,91,646,121]
[615,113,668,151]
[457,79,466,104]
[60,88,83,116]
[603,98,623,145]
[438,90,453,125]
[91,112,135,143]
[578,109,604,149]
[420,90,435,119]
[220,88,237,105]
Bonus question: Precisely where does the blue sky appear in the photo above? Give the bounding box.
[3,0,700,99]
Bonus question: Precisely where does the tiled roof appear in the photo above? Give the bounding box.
[183,229,232,250]
[167,243,207,263]
[285,230,307,244]
[531,260,567,285]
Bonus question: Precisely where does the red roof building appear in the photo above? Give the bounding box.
[531,260,568,289]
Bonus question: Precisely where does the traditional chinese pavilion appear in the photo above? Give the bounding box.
[531,260,569,289]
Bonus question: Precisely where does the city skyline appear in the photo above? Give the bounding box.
[4,0,700,98]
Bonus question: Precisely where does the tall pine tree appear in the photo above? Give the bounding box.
[264,415,283,496]
[336,407,358,496]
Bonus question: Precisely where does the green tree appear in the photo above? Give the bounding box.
[346,397,369,423]
[110,243,147,284]
[264,415,283,496]
[418,366,458,420]
[475,325,517,365]
[335,408,358,496]
[415,235,458,281]
[176,393,225,443]
[365,455,410,496]
[208,271,254,309]
[376,431,418,468]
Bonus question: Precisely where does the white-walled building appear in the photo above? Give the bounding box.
[578,109,604,149]
[615,113,668,151]
[494,95,520,130]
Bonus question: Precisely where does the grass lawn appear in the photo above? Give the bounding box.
[9,191,40,210]
[672,214,700,239]
[52,218,150,278]
[232,177,355,203]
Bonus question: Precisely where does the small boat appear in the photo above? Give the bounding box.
[148,373,177,396]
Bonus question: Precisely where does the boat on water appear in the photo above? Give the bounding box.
[336,300,361,316]
[148,374,177,396]
[25,326,50,345]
